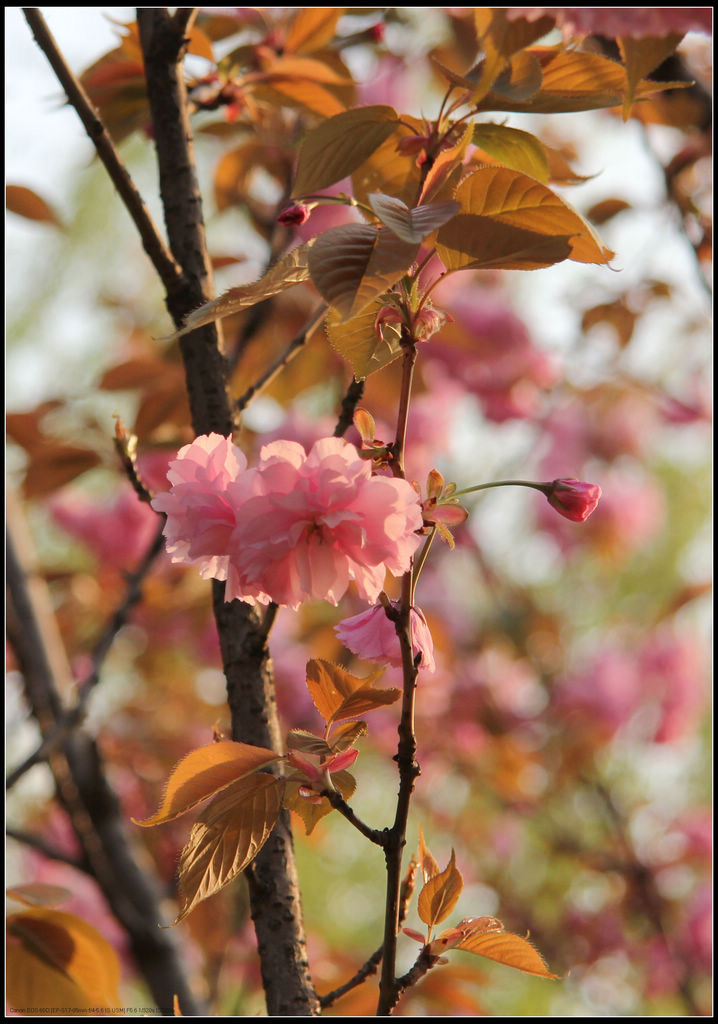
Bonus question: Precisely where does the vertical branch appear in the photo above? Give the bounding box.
[136,8,319,1015]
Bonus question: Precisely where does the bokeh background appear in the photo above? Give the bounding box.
[6,8,712,1016]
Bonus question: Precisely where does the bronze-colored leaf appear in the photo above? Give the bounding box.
[175,774,283,922]
[133,740,280,827]
[284,7,343,55]
[325,300,403,379]
[471,124,549,182]
[618,33,684,120]
[305,659,387,724]
[292,105,399,197]
[6,184,64,229]
[368,194,460,244]
[417,849,464,928]
[417,825,441,885]
[437,214,573,272]
[308,224,417,320]
[7,908,122,1012]
[456,922,559,979]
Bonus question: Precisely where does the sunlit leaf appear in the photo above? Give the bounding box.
[417,123,473,206]
[175,773,284,922]
[418,849,464,928]
[471,124,549,182]
[284,7,344,55]
[417,826,441,884]
[471,9,555,103]
[159,241,316,342]
[284,769,356,835]
[133,740,280,827]
[6,185,64,229]
[618,33,684,119]
[447,166,614,265]
[490,50,543,102]
[308,224,417,320]
[329,720,368,752]
[286,730,333,757]
[456,921,559,979]
[292,105,399,196]
[305,659,393,724]
[325,301,403,378]
[7,908,122,1012]
[437,215,573,272]
[352,117,426,209]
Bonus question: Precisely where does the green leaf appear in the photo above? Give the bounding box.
[471,124,549,182]
[292,105,399,196]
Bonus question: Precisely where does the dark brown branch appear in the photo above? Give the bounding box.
[22,8,186,307]
[322,790,387,846]
[6,519,204,1016]
[136,8,319,1015]
[334,377,366,438]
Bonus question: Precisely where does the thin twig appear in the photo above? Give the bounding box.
[322,791,387,846]
[234,304,327,413]
[334,377,365,438]
[22,8,186,304]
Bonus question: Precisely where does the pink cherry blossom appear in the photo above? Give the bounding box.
[150,433,270,603]
[335,602,436,673]
[230,438,423,609]
[506,7,712,39]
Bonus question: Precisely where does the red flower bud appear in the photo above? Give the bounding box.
[546,478,601,522]
[277,201,312,226]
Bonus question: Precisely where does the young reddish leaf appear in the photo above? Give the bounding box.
[417,849,464,928]
[283,7,343,55]
[417,826,441,884]
[456,921,560,979]
[7,908,122,1011]
[325,301,403,379]
[285,730,333,757]
[133,740,280,827]
[6,884,72,909]
[448,166,614,264]
[175,773,284,923]
[471,124,550,183]
[329,720,368,752]
[332,681,402,722]
[6,184,64,229]
[308,224,417,320]
[437,214,573,272]
[159,241,316,342]
[368,194,460,244]
[284,769,356,835]
[618,34,684,120]
[305,659,390,724]
[292,105,399,197]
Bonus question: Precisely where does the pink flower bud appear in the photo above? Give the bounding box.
[545,478,601,522]
[277,201,312,226]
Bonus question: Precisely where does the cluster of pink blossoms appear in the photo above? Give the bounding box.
[151,433,424,611]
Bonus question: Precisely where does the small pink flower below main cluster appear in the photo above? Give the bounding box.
[335,602,436,673]
[152,434,423,610]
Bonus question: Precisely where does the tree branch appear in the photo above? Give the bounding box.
[136,8,319,1014]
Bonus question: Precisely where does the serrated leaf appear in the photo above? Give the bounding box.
[477,46,685,115]
[417,826,441,884]
[133,741,280,827]
[159,241,316,342]
[286,730,333,757]
[618,33,684,120]
[284,769,356,835]
[305,659,389,724]
[437,215,573,272]
[447,166,614,265]
[325,301,403,379]
[329,720,368,751]
[333,682,402,722]
[308,224,417,320]
[456,922,559,979]
[471,124,549,182]
[368,194,460,244]
[7,908,122,1012]
[292,105,399,197]
[418,849,464,928]
[175,773,283,922]
[352,118,425,209]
